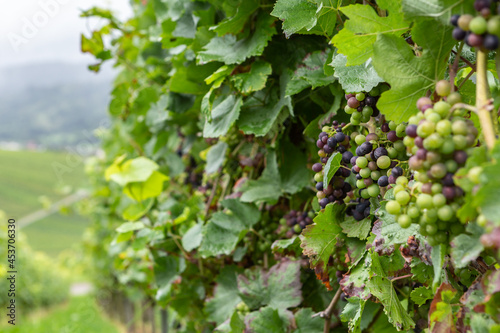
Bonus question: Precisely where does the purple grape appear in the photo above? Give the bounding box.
[452,27,466,41]
[406,124,418,138]
[327,136,337,148]
[312,163,323,172]
[450,14,460,27]
[484,34,499,50]
[316,139,325,148]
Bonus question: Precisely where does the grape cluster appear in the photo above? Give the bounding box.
[314,122,352,209]
[450,0,500,50]
[385,82,476,245]
[279,210,314,238]
[343,90,380,125]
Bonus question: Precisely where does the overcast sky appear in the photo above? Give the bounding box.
[0,0,133,68]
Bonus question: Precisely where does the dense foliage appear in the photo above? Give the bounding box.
[82,0,500,331]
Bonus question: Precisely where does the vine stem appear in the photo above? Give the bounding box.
[312,288,342,333]
[476,50,496,150]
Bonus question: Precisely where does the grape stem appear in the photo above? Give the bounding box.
[449,42,464,93]
[449,103,479,115]
[476,50,496,150]
[312,287,342,333]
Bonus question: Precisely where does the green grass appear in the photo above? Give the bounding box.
[1,295,122,333]
[23,213,90,257]
[0,150,87,218]
[0,150,90,256]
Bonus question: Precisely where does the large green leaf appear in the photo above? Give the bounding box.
[205,266,242,325]
[293,308,324,333]
[210,0,259,36]
[301,203,343,269]
[331,3,409,66]
[330,54,383,93]
[231,61,272,94]
[203,95,243,138]
[247,307,288,333]
[372,21,455,122]
[402,0,475,25]
[340,297,366,333]
[286,51,336,96]
[199,199,261,257]
[238,260,302,310]
[271,0,319,38]
[451,223,484,269]
[197,12,276,65]
[367,276,415,331]
[205,141,228,174]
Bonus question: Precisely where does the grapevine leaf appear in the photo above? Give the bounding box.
[410,286,433,306]
[231,61,272,94]
[280,142,310,194]
[340,297,366,333]
[372,20,455,123]
[411,258,434,284]
[272,237,302,256]
[330,54,383,93]
[451,223,484,269]
[470,314,497,333]
[293,308,324,333]
[340,253,372,299]
[154,254,186,302]
[323,152,342,186]
[203,95,243,138]
[205,141,228,174]
[197,12,276,65]
[367,276,415,331]
[116,221,145,233]
[370,250,405,278]
[271,0,319,38]
[123,171,169,201]
[106,156,159,186]
[240,150,282,203]
[431,244,447,290]
[429,283,457,333]
[474,142,500,224]
[375,201,421,246]
[286,51,336,96]
[206,266,243,325]
[331,3,409,66]
[181,223,203,251]
[237,260,302,310]
[301,203,344,269]
[402,0,475,25]
[246,307,288,333]
[340,217,372,240]
[199,199,261,257]
[210,0,259,36]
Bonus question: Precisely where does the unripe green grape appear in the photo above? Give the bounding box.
[436,80,452,97]
[416,172,429,183]
[426,224,438,236]
[408,116,419,125]
[437,205,454,221]
[394,141,406,151]
[351,118,360,125]
[433,101,451,118]
[468,166,483,184]
[362,106,373,117]
[396,190,411,205]
[411,146,419,155]
[417,121,435,138]
[352,112,362,120]
[434,232,447,244]
[345,105,355,114]
[477,214,487,227]
[279,218,287,225]
[466,134,477,147]
[450,223,464,235]
[431,183,443,194]
[452,135,467,150]
[293,224,302,233]
[360,168,371,178]
[356,179,366,189]
[437,221,447,231]
[436,119,452,137]
[452,120,468,136]
[361,114,371,123]
[432,193,446,208]
[488,16,500,36]
[408,206,420,219]
[398,214,412,228]
[317,191,326,199]
[403,136,414,147]
[447,92,462,105]
[322,126,330,132]
[470,16,487,35]
[355,135,366,145]
[389,121,397,131]
[356,92,366,101]
[371,170,381,181]
[393,184,405,195]
[356,156,368,168]
[396,176,408,186]
[376,155,391,169]
[367,184,380,197]
[426,151,441,164]
[396,124,406,137]
[426,112,441,123]
[416,193,433,209]
[387,147,398,159]
[445,160,458,173]
[314,172,323,182]
[351,131,359,140]
[366,153,374,162]
[318,150,327,158]
[386,200,401,215]
[452,108,467,117]
[425,208,438,222]
[361,189,371,199]
[440,140,455,155]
